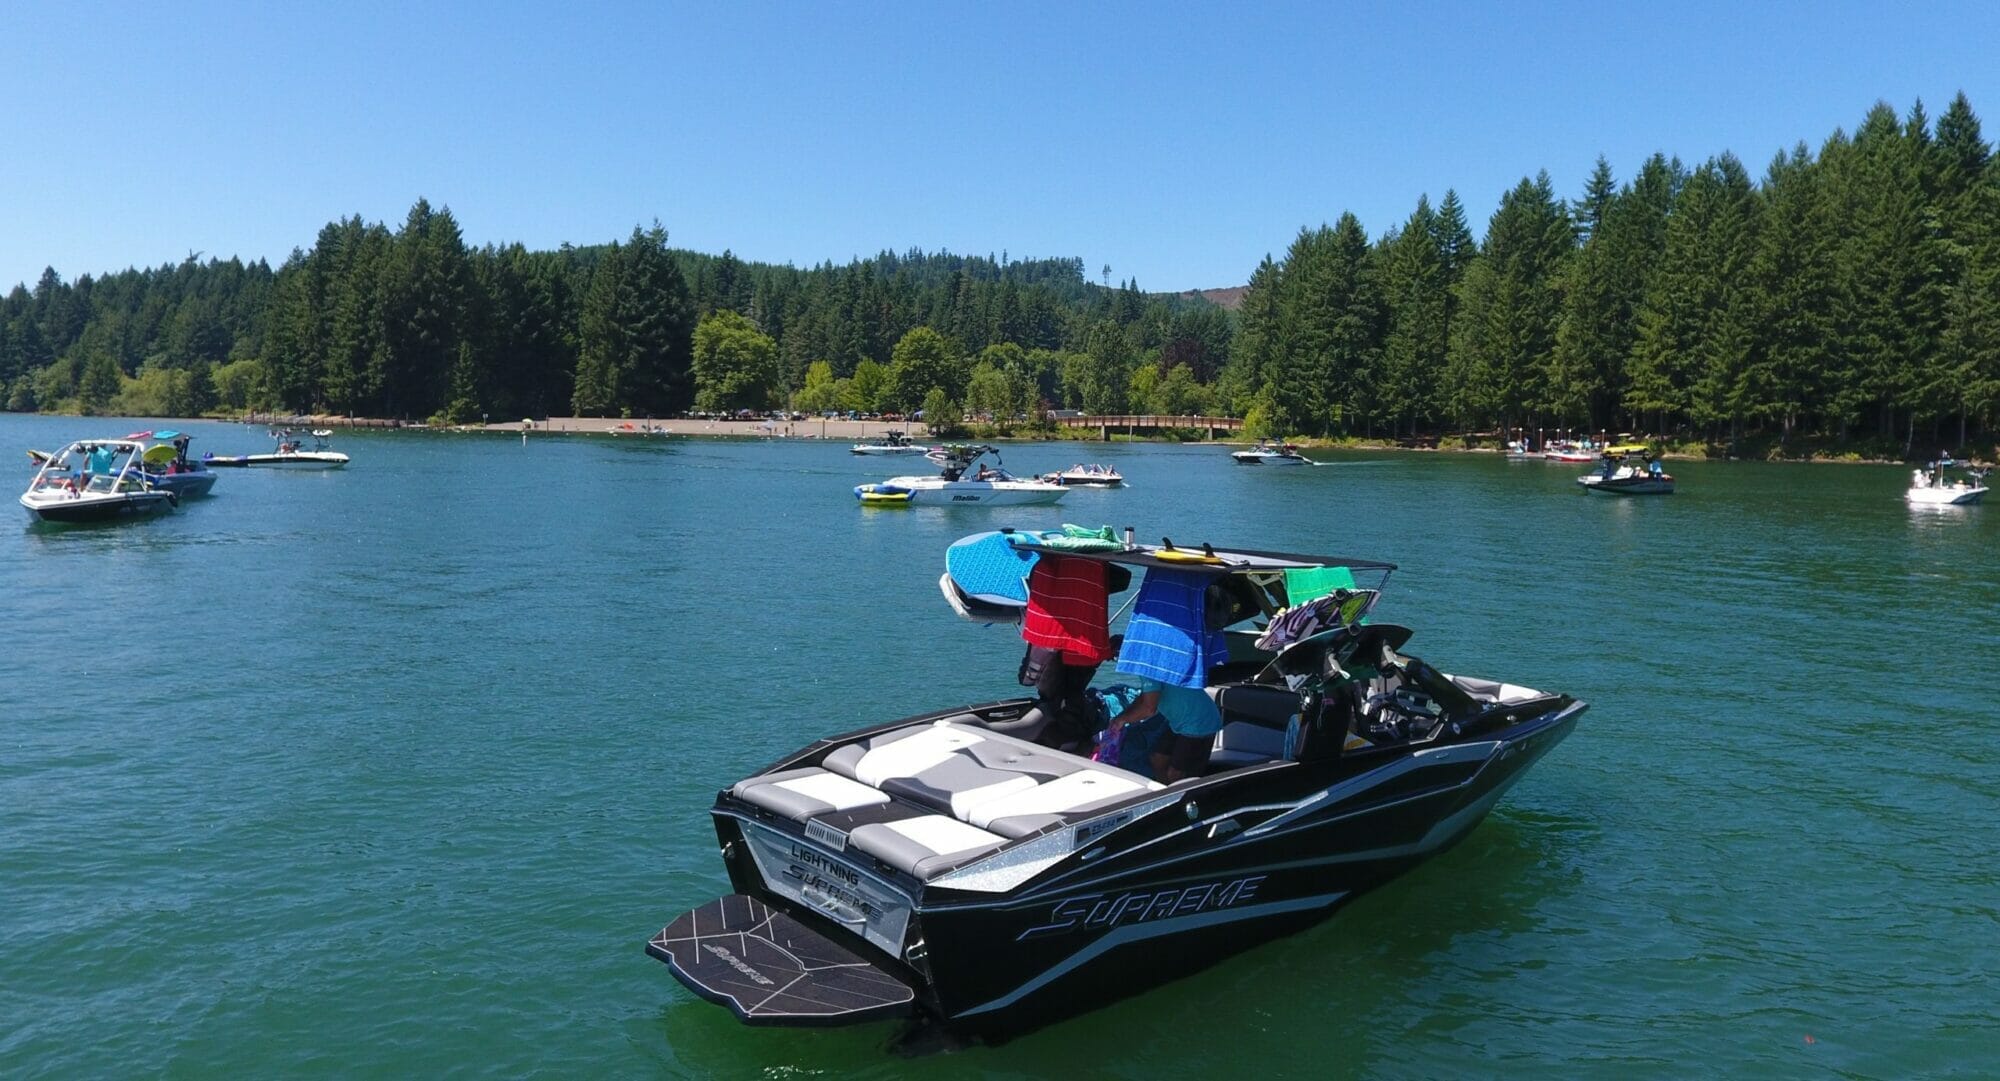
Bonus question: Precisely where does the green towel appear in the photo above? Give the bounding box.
[1031,524,1123,552]
[1284,565,1356,604]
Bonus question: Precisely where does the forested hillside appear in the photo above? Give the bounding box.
[4,94,1996,454]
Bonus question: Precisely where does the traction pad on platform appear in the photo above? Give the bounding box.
[647,894,915,1025]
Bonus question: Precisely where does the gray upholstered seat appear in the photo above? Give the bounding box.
[732,767,893,821]
[847,815,1009,879]
[747,720,1164,865]
[1208,722,1287,769]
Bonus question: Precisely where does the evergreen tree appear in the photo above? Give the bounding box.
[571,242,625,415]
[617,225,697,416]
[1378,197,1448,435]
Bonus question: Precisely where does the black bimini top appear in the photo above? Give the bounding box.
[1001,531,1396,576]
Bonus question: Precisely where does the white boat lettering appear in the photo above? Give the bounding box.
[700,943,775,985]
[784,866,881,920]
[1016,875,1267,941]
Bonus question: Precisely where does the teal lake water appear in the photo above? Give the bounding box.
[4,414,1997,1079]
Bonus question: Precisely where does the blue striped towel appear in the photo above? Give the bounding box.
[1114,569,1226,688]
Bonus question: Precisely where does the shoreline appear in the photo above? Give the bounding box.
[9,410,1979,465]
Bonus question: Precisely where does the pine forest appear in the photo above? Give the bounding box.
[4,95,1998,457]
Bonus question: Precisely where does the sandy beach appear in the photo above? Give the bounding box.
[499,416,964,441]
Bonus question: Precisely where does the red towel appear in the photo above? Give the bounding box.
[1021,556,1111,665]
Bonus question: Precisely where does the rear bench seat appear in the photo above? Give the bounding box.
[731,721,1163,880]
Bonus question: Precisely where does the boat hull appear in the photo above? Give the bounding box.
[1231,453,1307,466]
[852,445,930,456]
[1906,486,1987,505]
[1578,476,1674,495]
[873,478,1069,506]
[209,452,348,469]
[144,471,218,497]
[21,490,175,523]
[660,701,1582,1035]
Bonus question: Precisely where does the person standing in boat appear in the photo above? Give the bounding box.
[1105,575,1239,782]
[82,442,117,487]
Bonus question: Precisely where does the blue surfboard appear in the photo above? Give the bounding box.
[944,530,1038,606]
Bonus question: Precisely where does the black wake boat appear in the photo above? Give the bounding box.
[647,534,1584,1035]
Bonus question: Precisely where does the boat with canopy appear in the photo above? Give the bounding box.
[127,430,218,498]
[852,430,931,455]
[646,527,1585,1035]
[206,429,350,468]
[855,444,1068,506]
[20,439,178,523]
[1577,444,1673,495]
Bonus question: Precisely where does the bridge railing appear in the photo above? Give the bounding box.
[1053,414,1244,429]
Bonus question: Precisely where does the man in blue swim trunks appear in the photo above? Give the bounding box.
[1104,676,1221,783]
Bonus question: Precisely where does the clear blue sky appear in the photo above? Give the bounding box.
[4,1,1997,295]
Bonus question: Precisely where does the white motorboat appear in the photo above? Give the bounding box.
[1038,463,1124,487]
[1577,445,1674,495]
[1231,439,1310,465]
[21,439,177,523]
[1543,441,1598,463]
[855,444,1068,506]
[206,429,349,468]
[852,431,930,455]
[1906,461,1989,505]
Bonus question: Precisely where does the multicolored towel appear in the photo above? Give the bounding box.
[1114,568,1226,688]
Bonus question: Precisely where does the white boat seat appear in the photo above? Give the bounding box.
[794,719,1164,855]
[822,723,986,787]
[732,767,892,821]
[967,770,1150,833]
[847,815,1008,880]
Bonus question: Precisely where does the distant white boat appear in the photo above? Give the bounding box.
[856,444,1068,506]
[1232,439,1309,465]
[1577,445,1673,495]
[1906,461,1988,505]
[852,431,930,455]
[1039,463,1124,487]
[207,429,349,469]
